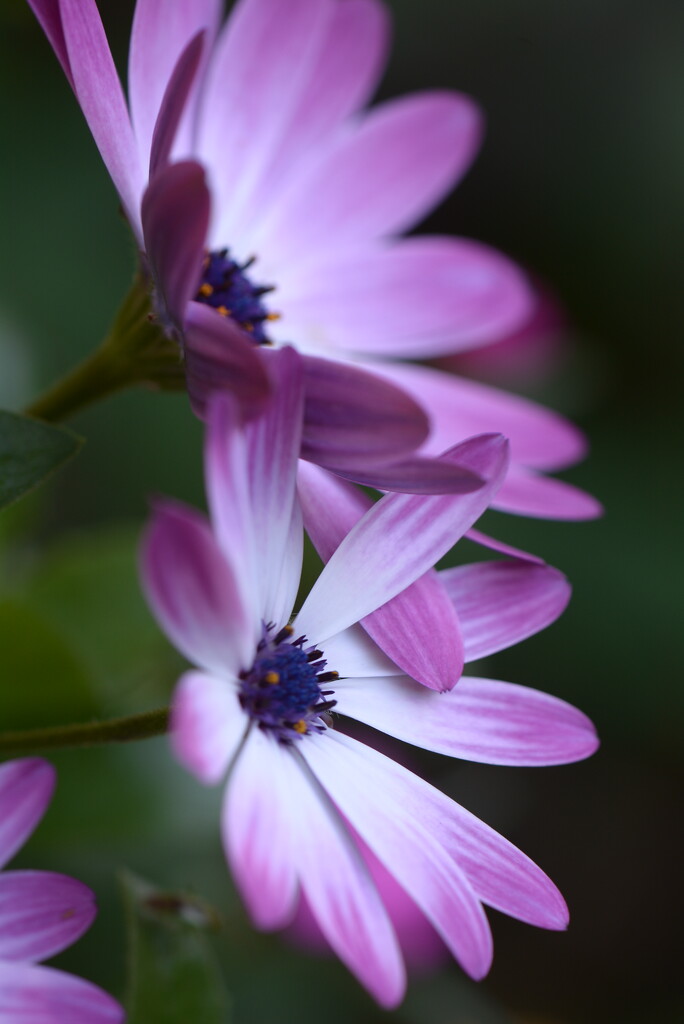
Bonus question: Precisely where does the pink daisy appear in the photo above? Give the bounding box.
[0,758,124,1022]
[28,0,599,513]
[140,348,598,1007]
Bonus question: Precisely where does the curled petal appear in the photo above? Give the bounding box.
[149,32,206,177]
[0,759,54,871]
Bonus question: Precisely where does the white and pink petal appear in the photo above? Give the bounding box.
[171,671,246,785]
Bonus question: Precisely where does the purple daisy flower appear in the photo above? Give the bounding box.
[0,758,124,1022]
[28,0,599,514]
[139,348,598,1007]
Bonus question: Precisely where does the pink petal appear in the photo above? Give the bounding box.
[465,528,545,563]
[308,731,569,932]
[142,161,210,329]
[205,349,304,626]
[324,454,484,495]
[128,0,222,169]
[284,745,406,1008]
[493,465,604,520]
[182,302,272,420]
[304,732,493,980]
[26,1,73,87]
[0,871,95,962]
[376,361,588,471]
[280,237,532,358]
[171,671,245,784]
[296,434,508,644]
[0,759,54,870]
[139,499,256,677]
[222,729,298,929]
[253,91,483,264]
[197,0,331,249]
[58,0,144,236]
[337,674,599,766]
[149,32,206,177]
[222,0,391,245]
[0,962,123,1023]
[300,354,428,467]
[440,559,571,661]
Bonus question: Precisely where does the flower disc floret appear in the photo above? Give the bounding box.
[195,249,277,344]
[239,625,337,741]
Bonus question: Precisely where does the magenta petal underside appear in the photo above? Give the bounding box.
[141,160,210,327]
[323,454,484,495]
[183,302,271,420]
[0,871,96,962]
[223,729,298,930]
[337,674,599,766]
[440,559,571,661]
[149,32,205,177]
[58,0,144,235]
[465,528,545,564]
[296,434,508,644]
[139,499,256,676]
[299,354,428,465]
[0,759,54,871]
[304,732,493,980]
[171,671,245,785]
[0,961,123,1023]
[281,237,532,358]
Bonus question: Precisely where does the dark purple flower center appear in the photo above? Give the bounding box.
[239,625,338,742]
[194,248,278,344]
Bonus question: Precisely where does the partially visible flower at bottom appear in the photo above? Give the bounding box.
[140,348,598,1008]
[0,758,124,1022]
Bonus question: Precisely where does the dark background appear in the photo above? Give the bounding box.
[0,1,682,1021]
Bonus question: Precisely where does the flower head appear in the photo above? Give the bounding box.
[140,349,598,1007]
[29,0,600,514]
[0,757,124,1022]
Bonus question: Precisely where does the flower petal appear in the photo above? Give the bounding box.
[280,237,532,358]
[494,465,604,520]
[223,729,298,930]
[337,675,599,766]
[142,161,210,329]
[253,91,482,264]
[0,759,54,870]
[304,732,493,980]
[26,1,73,87]
[0,962,123,1023]
[58,0,144,236]
[182,302,272,420]
[139,498,256,676]
[465,528,545,564]
[224,0,391,246]
[300,354,429,467]
[129,0,222,169]
[376,361,588,471]
[296,434,508,644]
[197,0,331,250]
[171,671,246,784]
[284,745,406,1008]
[440,559,571,661]
[149,32,206,177]
[0,871,95,962]
[307,730,569,932]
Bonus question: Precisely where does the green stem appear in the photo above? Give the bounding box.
[24,273,185,425]
[0,708,170,756]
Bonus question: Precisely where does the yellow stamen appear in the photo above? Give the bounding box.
[199,282,214,297]
[266,312,281,322]
[293,720,307,734]
[216,305,230,317]
[264,671,280,685]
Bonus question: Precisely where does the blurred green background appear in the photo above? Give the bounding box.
[0,0,681,1021]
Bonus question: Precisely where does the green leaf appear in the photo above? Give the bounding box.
[122,871,231,1024]
[0,409,82,510]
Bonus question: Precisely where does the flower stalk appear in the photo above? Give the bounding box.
[0,708,170,756]
[24,272,185,424]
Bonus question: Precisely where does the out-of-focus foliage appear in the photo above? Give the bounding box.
[0,410,82,510]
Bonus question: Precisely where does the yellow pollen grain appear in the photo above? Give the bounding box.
[293,720,307,734]
[266,312,281,321]
[199,283,214,297]
[264,671,280,685]
[217,305,230,316]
